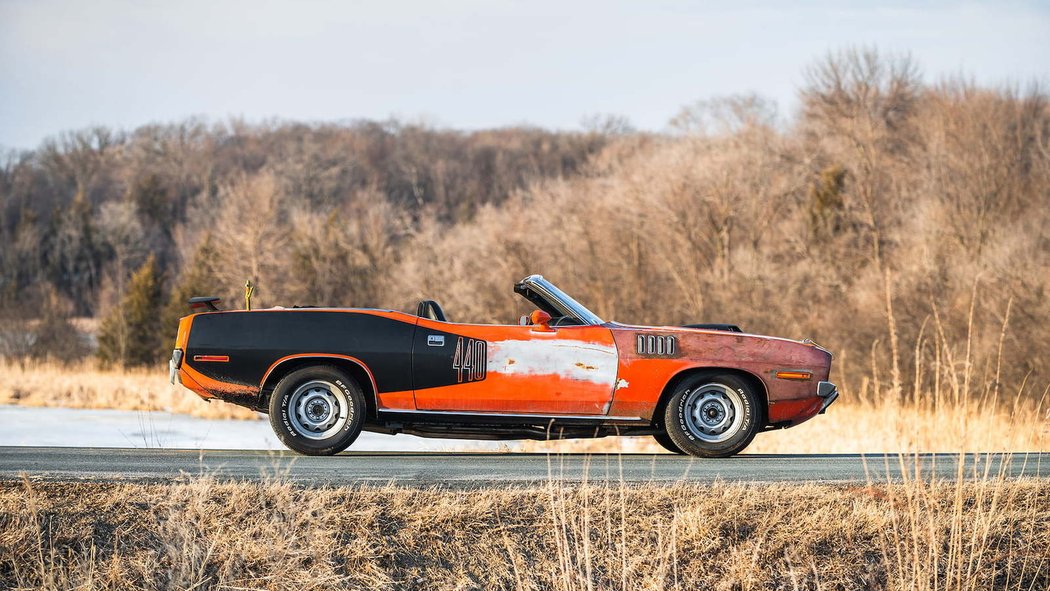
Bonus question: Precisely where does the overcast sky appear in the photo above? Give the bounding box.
[1,0,1048,150]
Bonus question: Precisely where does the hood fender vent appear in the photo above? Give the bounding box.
[683,323,743,333]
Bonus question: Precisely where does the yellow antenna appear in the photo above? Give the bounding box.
[244,280,255,311]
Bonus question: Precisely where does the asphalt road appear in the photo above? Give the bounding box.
[1,447,1046,486]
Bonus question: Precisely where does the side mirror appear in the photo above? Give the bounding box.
[529,309,553,331]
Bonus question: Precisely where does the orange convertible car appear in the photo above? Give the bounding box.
[171,274,837,456]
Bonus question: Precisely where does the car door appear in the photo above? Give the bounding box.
[411,317,619,415]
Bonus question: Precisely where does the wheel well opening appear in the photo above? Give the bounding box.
[260,358,377,416]
[652,367,768,428]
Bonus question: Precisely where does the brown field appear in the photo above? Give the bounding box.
[3,359,1048,454]
[2,468,1047,591]
[0,359,258,420]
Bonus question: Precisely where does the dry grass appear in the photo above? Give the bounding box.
[0,467,1046,590]
[527,396,1050,455]
[3,359,1048,454]
[0,359,258,420]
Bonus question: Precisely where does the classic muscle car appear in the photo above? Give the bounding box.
[170,274,837,456]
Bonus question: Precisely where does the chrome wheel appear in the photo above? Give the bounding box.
[287,380,349,440]
[683,384,744,443]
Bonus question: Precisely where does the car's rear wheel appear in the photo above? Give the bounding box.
[662,373,761,458]
[268,365,365,456]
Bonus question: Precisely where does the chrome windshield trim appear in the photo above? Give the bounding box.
[378,408,643,421]
[520,274,604,326]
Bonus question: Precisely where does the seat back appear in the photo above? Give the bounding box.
[416,299,448,322]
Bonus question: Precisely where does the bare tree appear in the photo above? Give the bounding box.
[205,171,289,307]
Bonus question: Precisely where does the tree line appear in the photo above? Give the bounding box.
[0,119,608,363]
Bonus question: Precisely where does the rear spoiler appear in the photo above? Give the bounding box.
[188,296,221,312]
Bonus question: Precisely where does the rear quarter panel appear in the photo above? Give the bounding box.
[178,309,418,404]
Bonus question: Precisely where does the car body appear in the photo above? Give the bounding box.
[170,274,837,456]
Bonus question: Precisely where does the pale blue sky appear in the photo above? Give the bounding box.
[1,0,1048,149]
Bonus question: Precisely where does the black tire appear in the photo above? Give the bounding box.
[652,431,686,454]
[662,373,761,458]
[268,365,366,456]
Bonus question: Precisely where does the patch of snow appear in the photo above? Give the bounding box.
[0,405,506,451]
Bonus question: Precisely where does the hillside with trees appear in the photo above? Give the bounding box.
[1,49,1047,403]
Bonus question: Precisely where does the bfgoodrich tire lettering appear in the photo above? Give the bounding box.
[663,373,761,458]
[268,365,366,456]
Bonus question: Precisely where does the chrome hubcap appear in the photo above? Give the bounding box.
[684,384,744,443]
[288,380,348,440]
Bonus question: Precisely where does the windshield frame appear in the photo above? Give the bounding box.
[515,275,605,326]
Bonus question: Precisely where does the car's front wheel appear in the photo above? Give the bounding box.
[268,365,366,455]
[662,373,761,458]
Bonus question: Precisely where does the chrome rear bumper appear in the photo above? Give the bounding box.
[817,381,838,414]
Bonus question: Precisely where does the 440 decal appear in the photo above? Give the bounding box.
[452,337,487,383]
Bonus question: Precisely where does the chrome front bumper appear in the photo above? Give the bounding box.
[169,349,184,385]
[817,380,838,414]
